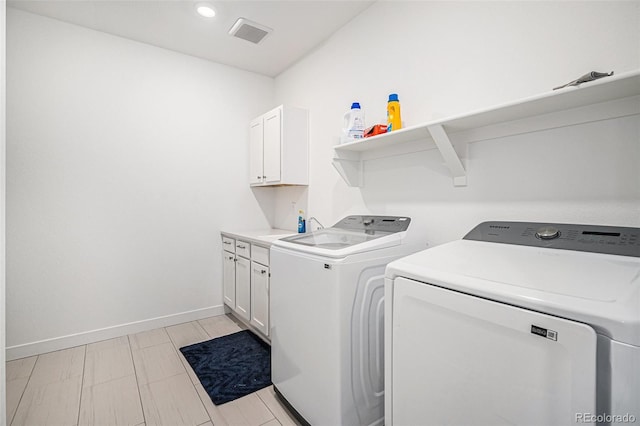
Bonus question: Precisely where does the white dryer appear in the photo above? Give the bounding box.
[271,215,424,426]
[385,221,639,426]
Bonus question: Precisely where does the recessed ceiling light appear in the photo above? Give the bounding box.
[196,3,216,18]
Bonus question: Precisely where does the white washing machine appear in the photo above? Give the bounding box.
[385,221,640,426]
[271,215,425,426]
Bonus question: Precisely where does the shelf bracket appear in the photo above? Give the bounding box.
[427,124,467,187]
[332,150,363,187]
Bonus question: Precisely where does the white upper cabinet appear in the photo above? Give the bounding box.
[249,118,264,185]
[263,108,282,184]
[249,105,309,187]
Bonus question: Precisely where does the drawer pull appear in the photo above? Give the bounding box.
[237,244,247,249]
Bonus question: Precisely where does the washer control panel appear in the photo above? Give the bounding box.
[333,215,411,233]
[464,221,640,257]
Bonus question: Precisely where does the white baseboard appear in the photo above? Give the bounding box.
[6,305,226,361]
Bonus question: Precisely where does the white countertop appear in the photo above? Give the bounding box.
[220,228,296,246]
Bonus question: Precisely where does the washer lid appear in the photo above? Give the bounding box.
[386,239,640,346]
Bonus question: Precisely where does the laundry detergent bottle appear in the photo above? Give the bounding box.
[343,102,365,141]
[387,93,402,132]
[297,210,306,233]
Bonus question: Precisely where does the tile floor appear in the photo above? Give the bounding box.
[6,314,301,426]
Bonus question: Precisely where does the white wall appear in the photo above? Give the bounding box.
[1,0,7,419]
[274,1,640,244]
[6,8,274,358]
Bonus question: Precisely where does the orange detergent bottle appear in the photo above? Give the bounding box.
[387,93,402,132]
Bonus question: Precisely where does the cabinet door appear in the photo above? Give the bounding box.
[263,108,282,184]
[250,261,269,336]
[235,256,251,321]
[222,251,236,309]
[249,118,264,185]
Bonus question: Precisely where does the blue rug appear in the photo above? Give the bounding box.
[180,330,271,405]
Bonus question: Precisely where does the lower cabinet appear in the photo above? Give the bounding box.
[221,234,271,339]
[250,261,270,336]
[235,256,251,321]
[222,249,236,309]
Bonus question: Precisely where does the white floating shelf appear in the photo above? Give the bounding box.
[333,70,640,187]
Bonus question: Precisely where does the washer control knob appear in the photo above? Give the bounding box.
[536,226,560,240]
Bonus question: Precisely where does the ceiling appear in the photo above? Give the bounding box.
[7,0,375,77]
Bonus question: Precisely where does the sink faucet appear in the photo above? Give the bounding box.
[308,216,325,231]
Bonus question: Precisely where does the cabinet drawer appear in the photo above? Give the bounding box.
[235,240,251,258]
[222,236,235,252]
[252,245,269,266]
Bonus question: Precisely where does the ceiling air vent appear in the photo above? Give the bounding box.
[228,18,272,44]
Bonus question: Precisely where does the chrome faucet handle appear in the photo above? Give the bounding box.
[308,216,325,230]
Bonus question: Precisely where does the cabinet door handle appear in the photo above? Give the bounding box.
[262,175,267,179]
[223,241,231,245]
[237,244,246,249]
[253,268,267,274]
[257,176,262,179]
[227,255,234,260]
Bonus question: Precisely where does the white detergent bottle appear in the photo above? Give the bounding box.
[342,102,365,142]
